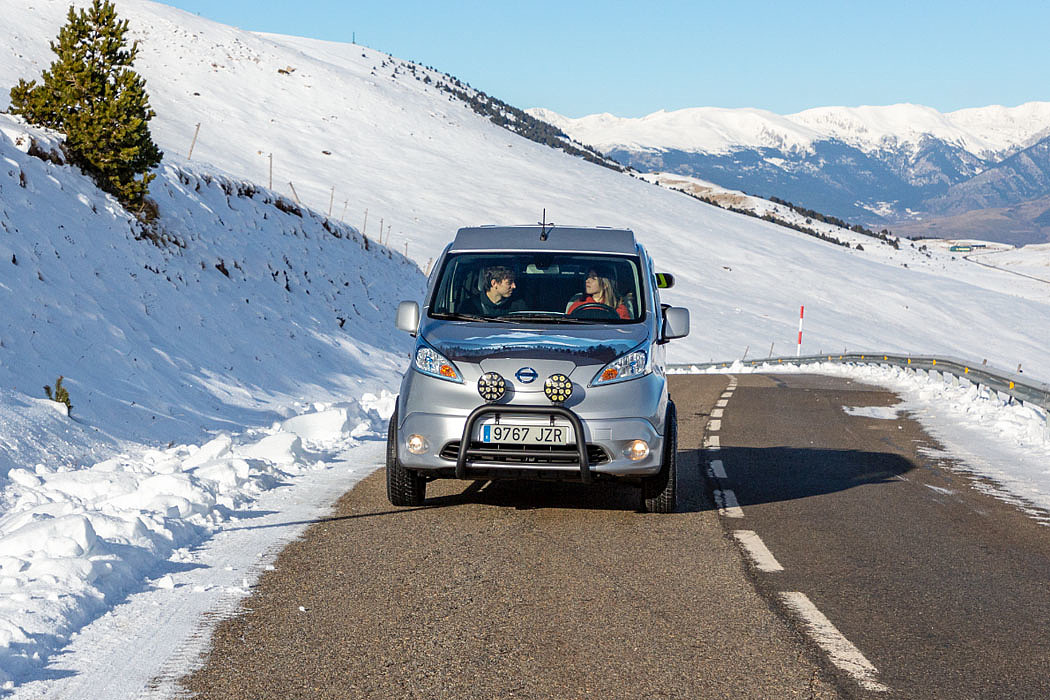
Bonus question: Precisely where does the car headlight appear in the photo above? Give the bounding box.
[591,348,651,386]
[413,344,463,383]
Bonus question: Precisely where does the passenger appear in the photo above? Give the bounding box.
[462,265,526,316]
[566,268,630,319]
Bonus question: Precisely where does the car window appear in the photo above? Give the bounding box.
[429,253,645,323]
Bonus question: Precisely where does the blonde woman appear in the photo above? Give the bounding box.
[567,268,630,319]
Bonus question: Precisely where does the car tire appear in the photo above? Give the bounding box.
[642,401,677,514]
[386,407,426,507]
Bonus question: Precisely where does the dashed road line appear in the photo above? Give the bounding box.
[779,592,890,693]
[708,459,727,480]
[733,530,785,572]
[706,376,887,694]
[714,488,745,518]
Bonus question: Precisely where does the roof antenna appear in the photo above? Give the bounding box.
[539,208,554,241]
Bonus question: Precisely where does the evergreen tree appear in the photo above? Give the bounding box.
[9,0,163,215]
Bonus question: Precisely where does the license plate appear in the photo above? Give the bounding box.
[481,424,573,445]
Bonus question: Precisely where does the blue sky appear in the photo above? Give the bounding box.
[157,0,1048,118]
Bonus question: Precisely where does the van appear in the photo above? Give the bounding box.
[388,225,690,512]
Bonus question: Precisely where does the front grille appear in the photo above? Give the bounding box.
[440,441,609,465]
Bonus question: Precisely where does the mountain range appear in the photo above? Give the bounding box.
[529,104,1050,245]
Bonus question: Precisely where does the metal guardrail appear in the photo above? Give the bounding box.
[669,352,1050,412]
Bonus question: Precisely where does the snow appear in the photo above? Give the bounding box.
[0,0,1047,696]
[843,405,900,420]
[530,102,1050,158]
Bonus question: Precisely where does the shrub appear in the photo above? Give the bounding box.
[44,376,73,413]
[9,0,163,216]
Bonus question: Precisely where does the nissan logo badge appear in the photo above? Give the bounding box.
[515,367,538,384]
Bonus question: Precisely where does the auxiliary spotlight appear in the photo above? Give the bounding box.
[543,373,573,404]
[477,372,506,402]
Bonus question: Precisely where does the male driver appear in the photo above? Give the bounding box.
[463,265,526,316]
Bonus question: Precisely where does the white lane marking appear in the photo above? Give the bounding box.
[715,489,744,518]
[708,459,728,479]
[705,435,721,450]
[778,592,890,693]
[721,392,734,399]
[708,419,722,431]
[733,530,784,572]
[716,399,729,408]
[711,408,724,418]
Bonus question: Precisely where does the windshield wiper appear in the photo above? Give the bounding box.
[430,312,512,323]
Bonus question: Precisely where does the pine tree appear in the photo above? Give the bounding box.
[9,0,163,215]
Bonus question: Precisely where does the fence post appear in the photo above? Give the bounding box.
[796,305,804,357]
[187,122,201,160]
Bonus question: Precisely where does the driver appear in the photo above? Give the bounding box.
[463,265,526,316]
[566,267,630,319]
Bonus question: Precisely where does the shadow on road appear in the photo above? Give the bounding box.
[225,443,917,532]
[706,445,915,508]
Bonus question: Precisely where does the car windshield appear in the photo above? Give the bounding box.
[429,253,645,323]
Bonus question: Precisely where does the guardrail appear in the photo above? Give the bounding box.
[669,352,1050,412]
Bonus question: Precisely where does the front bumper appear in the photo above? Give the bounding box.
[398,401,665,482]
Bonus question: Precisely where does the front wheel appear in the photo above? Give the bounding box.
[386,408,426,507]
[641,401,677,513]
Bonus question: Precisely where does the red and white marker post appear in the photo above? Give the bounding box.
[797,305,804,357]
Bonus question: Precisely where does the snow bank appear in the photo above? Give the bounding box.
[0,395,390,683]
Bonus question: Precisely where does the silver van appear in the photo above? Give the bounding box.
[388,225,689,512]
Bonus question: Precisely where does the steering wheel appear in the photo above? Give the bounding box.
[568,301,619,319]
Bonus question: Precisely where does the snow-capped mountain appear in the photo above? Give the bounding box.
[529,103,1050,159]
[530,104,1050,243]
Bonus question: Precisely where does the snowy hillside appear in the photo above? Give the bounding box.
[0,114,422,470]
[3,2,1048,373]
[0,1,1049,691]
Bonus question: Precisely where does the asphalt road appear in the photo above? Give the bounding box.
[181,373,1050,698]
[709,373,1050,698]
[182,374,839,699]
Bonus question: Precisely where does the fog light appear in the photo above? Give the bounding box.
[624,440,649,461]
[406,434,428,455]
[478,372,506,402]
[543,373,573,403]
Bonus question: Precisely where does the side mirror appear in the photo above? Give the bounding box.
[655,273,675,289]
[395,301,419,335]
[661,306,689,341]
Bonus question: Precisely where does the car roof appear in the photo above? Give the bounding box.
[450,225,638,254]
